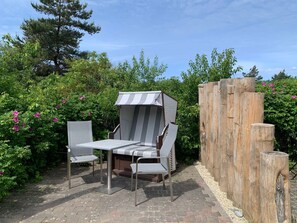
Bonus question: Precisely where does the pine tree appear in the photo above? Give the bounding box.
[20,0,100,75]
[242,65,263,81]
[271,70,291,80]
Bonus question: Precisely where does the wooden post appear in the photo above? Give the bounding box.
[248,123,275,223]
[260,151,291,223]
[218,79,233,191]
[212,85,220,181]
[241,92,264,217]
[226,84,234,199]
[205,82,217,173]
[232,77,255,208]
[199,84,206,164]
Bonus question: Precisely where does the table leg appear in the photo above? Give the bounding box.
[97,149,124,195]
[107,150,112,192]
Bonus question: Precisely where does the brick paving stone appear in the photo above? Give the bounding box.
[0,163,237,223]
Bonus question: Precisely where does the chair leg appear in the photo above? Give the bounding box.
[92,161,95,176]
[167,157,173,202]
[100,154,103,183]
[168,170,173,202]
[135,172,138,206]
[162,174,165,189]
[67,148,71,189]
[131,171,134,191]
[68,161,71,189]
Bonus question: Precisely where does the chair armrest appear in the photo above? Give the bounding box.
[136,156,164,164]
[135,156,171,172]
[108,124,120,139]
[156,123,169,154]
[131,148,160,163]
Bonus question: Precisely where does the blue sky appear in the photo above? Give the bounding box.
[1,0,297,80]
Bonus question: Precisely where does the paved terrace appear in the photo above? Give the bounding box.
[0,162,296,223]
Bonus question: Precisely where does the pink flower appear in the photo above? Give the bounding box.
[0,171,4,176]
[13,125,20,132]
[292,95,297,99]
[56,104,61,109]
[22,123,26,127]
[34,112,41,118]
[13,117,19,123]
[269,83,274,88]
[262,82,266,87]
[53,117,59,123]
[62,99,67,104]
[79,95,86,100]
[12,111,19,117]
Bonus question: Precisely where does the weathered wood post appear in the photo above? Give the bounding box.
[218,79,233,191]
[205,82,217,174]
[241,92,264,216]
[248,123,275,223]
[226,84,234,199]
[260,151,291,223]
[198,84,206,164]
[212,85,220,181]
[232,77,255,208]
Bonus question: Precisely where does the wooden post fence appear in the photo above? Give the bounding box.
[197,77,291,222]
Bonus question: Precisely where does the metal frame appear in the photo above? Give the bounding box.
[67,145,102,189]
[131,156,173,206]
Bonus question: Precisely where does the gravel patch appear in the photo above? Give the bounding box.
[195,162,248,223]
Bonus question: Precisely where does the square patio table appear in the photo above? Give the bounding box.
[76,139,140,194]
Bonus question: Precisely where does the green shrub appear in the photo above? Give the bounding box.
[0,141,31,200]
[256,78,297,159]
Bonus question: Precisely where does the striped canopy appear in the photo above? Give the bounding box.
[115,91,162,106]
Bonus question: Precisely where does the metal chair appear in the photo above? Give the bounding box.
[66,121,102,188]
[130,123,178,206]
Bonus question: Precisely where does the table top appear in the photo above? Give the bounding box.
[76,139,140,151]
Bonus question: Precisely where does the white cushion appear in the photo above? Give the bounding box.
[112,145,157,157]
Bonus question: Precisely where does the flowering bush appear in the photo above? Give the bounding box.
[257,78,297,159]
[0,84,118,199]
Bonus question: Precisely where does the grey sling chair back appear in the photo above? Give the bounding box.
[66,121,102,189]
[130,122,178,206]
